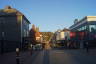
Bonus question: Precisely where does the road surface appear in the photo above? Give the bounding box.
[0,49,96,64]
[27,49,96,64]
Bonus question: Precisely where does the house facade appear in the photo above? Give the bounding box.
[0,6,30,53]
[51,29,70,47]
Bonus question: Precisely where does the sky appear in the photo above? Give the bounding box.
[0,0,96,32]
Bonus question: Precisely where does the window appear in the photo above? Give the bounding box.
[79,27,82,31]
[84,26,87,30]
[89,25,96,32]
[23,18,29,30]
[26,31,29,37]
[82,26,85,31]
[24,29,26,37]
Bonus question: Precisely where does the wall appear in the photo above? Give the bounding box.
[0,15,21,53]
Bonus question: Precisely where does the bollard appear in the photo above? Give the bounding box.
[16,48,20,64]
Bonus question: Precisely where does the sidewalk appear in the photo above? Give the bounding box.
[0,50,38,64]
[0,52,16,64]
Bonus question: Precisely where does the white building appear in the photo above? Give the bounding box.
[53,29,70,43]
[69,16,96,48]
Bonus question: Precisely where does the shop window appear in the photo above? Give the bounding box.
[89,25,96,32]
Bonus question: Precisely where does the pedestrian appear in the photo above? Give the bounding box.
[86,42,89,53]
[30,44,33,55]
[16,48,20,64]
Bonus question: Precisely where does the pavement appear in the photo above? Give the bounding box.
[0,48,96,64]
[0,50,41,64]
[50,49,96,64]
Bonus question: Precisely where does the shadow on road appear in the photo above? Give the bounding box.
[43,50,50,64]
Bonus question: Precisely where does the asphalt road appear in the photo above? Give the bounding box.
[31,49,96,64]
[0,49,96,64]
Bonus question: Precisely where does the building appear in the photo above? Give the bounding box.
[51,28,70,47]
[69,16,96,48]
[41,32,53,43]
[55,29,62,41]
[29,25,42,45]
[29,25,36,45]
[0,6,30,53]
[62,28,70,41]
[54,29,70,42]
[35,27,42,42]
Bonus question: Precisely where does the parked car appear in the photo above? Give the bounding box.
[35,44,43,50]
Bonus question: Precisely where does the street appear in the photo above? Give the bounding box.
[1,1,96,64]
[49,49,96,64]
[0,48,96,64]
[35,49,96,64]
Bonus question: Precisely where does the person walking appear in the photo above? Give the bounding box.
[86,42,89,53]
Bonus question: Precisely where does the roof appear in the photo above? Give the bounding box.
[35,32,41,37]
[0,6,30,24]
[62,28,70,31]
[69,16,96,29]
